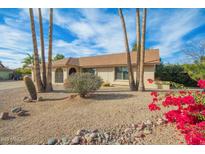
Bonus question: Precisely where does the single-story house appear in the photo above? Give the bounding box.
[32,49,162,89]
[0,62,13,80]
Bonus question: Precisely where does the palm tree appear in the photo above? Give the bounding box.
[38,8,47,90]
[46,8,53,92]
[29,8,44,92]
[138,8,147,91]
[118,8,136,91]
[136,8,141,90]
[22,53,34,68]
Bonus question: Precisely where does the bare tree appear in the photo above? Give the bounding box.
[46,8,53,92]
[138,8,147,91]
[183,40,205,64]
[118,8,136,91]
[38,8,47,90]
[136,8,141,90]
[29,8,44,92]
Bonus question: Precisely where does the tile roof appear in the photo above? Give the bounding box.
[52,49,160,68]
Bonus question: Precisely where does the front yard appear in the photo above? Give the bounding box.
[0,86,184,144]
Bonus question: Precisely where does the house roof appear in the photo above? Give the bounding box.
[52,49,160,68]
[0,62,12,71]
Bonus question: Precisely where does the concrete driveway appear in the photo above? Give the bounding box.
[0,80,24,90]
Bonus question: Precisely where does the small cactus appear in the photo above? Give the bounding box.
[23,75,37,100]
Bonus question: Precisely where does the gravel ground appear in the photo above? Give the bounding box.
[0,86,185,145]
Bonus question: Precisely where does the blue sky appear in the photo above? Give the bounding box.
[0,8,205,68]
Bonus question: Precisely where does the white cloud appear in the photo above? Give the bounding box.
[0,8,204,68]
[147,9,204,57]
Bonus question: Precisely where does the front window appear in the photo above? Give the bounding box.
[115,66,128,80]
[82,68,96,74]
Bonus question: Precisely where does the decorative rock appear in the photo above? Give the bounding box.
[62,137,69,145]
[136,122,146,131]
[71,136,81,144]
[124,128,131,133]
[92,129,98,133]
[134,131,145,138]
[17,110,26,116]
[90,132,97,139]
[11,107,22,113]
[131,123,138,129]
[145,120,153,127]
[37,96,43,101]
[76,129,85,136]
[23,96,32,103]
[143,128,152,135]
[156,118,164,125]
[48,138,58,145]
[0,112,9,120]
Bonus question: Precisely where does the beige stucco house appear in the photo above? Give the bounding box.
[32,49,161,89]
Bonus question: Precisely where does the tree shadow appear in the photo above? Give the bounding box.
[52,90,68,93]
[87,93,134,100]
[41,97,69,101]
[97,90,131,93]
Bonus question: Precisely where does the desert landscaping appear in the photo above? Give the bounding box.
[0,84,185,145]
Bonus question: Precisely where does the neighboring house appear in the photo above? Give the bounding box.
[0,62,13,80]
[31,49,160,89]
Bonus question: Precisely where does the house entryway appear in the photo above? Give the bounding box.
[69,67,77,75]
[55,68,64,83]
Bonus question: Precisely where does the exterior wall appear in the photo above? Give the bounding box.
[96,65,158,89]
[31,65,159,90]
[0,71,12,80]
[96,67,114,83]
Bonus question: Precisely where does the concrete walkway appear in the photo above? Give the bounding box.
[0,80,24,90]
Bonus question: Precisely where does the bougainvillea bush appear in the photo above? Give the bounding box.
[148,79,205,145]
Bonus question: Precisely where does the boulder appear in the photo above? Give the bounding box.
[0,112,9,120]
[62,137,70,145]
[11,107,22,113]
[71,136,81,144]
[23,96,32,103]
[48,138,58,145]
[17,110,26,116]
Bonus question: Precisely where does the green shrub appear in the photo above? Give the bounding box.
[170,81,185,89]
[68,73,103,97]
[155,63,197,87]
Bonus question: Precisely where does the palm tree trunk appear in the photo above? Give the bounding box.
[38,8,47,90]
[118,8,136,91]
[138,8,147,91]
[29,8,44,92]
[136,8,141,90]
[46,8,53,92]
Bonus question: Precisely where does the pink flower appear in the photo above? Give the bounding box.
[148,103,161,111]
[147,79,154,84]
[150,91,158,97]
[197,79,205,89]
[148,84,205,144]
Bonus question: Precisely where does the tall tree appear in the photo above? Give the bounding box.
[118,8,136,91]
[46,8,53,92]
[22,53,34,68]
[29,8,44,92]
[53,54,65,61]
[38,8,47,90]
[136,8,141,89]
[138,8,147,91]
